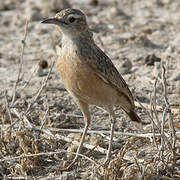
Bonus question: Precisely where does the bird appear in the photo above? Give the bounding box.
[41,8,141,169]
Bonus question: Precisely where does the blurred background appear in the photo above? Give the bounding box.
[0,0,179,179]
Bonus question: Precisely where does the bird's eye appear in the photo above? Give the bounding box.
[68,17,76,23]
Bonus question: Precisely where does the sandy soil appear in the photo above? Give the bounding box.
[0,0,179,179]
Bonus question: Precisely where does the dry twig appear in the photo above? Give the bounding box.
[49,132,107,154]
[40,98,49,130]
[4,91,13,125]
[160,65,177,165]
[0,150,99,166]
[25,60,55,115]
[48,128,180,139]
[11,20,29,106]
[150,91,158,148]
[153,78,161,127]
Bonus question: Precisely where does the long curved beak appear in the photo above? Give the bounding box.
[41,18,62,25]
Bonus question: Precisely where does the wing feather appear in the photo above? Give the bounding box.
[77,39,134,106]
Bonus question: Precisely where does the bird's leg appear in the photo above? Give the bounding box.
[66,100,90,170]
[104,107,115,166]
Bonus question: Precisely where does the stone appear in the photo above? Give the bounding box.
[144,54,161,66]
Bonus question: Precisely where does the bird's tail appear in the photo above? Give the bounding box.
[126,110,142,129]
[127,110,141,123]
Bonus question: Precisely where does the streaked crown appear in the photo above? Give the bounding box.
[42,8,88,35]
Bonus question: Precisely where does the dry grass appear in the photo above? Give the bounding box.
[0,1,180,179]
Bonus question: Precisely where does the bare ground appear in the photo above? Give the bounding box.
[0,0,180,179]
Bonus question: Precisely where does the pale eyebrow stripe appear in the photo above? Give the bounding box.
[68,14,82,19]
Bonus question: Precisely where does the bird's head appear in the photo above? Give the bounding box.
[41,8,88,37]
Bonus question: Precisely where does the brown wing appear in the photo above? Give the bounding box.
[77,38,134,106]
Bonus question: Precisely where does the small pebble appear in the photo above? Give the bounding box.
[39,60,48,69]
[144,54,161,66]
[118,58,132,74]
[137,150,146,158]
[88,0,98,6]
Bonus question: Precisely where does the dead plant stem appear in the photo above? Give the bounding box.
[11,20,29,106]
